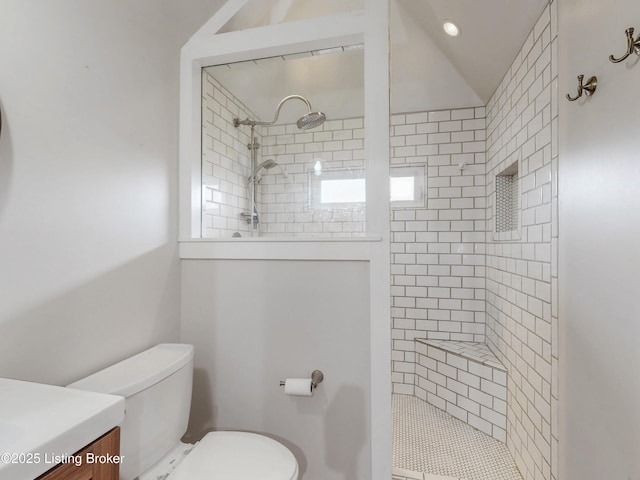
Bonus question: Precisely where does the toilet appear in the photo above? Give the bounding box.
[66,344,299,480]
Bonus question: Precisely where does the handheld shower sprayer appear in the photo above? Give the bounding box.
[248,159,277,182]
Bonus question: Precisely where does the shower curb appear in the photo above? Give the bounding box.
[393,466,460,480]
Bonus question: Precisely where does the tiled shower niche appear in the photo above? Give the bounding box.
[495,161,520,240]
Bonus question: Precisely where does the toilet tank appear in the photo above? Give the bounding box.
[67,344,194,480]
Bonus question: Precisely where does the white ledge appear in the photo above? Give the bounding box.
[179,236,382,260]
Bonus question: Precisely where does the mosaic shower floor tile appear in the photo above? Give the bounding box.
[392,394,522,480]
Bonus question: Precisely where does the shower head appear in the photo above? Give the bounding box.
[297,111,326,130]
[248,159,277,182]
[234,94,326,131]
[255,158,277,172]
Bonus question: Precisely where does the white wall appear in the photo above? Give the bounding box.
[181,259,371,480]
[0,0,220,384]
[558,1,640,479]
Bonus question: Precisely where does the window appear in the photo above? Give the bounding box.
[320,178,366,204]
[309,165,425,209]
[309,168,365,208]
[390,165,425,207]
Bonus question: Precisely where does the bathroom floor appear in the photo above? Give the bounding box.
[392,394,522,480]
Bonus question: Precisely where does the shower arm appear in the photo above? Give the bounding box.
[233,95,312,127]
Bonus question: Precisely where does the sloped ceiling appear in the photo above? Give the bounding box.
[153,0,229,45]
[208,48,365,125]
[396,0,549,103]
[219,0,364,33]
[203,0,549,119]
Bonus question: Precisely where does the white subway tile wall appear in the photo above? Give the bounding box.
[391,107,487,396]
[201,71,261,238]
[485,4,557,480]
[259,118,366,236]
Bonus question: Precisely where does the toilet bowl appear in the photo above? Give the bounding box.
[66,344,298,480]
[159,431,298,480]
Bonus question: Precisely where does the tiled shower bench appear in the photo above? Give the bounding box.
[414,339,508,442]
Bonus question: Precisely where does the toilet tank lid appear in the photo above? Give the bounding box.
[67,344,194,397]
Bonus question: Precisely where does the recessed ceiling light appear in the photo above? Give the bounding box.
[443,21,460,37]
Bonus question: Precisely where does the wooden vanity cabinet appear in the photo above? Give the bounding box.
[36,427,120,480]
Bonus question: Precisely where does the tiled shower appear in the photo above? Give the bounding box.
[391,4,558,480]
[201,3,557,480]
[201,63,367,238]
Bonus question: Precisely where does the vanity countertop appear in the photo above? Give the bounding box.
[0,378,124,480]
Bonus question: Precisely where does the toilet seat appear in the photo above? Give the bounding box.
[167,431,299,480]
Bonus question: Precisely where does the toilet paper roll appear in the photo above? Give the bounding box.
[284,378,313,397]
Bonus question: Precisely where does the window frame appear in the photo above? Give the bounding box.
[390,165,425,208]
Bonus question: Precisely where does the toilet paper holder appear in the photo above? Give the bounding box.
[279,370,324,389]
